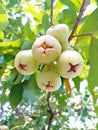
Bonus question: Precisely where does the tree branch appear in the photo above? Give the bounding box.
[47,92,54,130]
[50,0,54,26]
[73,33,93,38]
[68,0,88,42]
[47,92,60,130]
[72,30,98,38]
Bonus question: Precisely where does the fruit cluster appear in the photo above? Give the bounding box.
[14,24,83,92]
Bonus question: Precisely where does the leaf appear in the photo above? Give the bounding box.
[60,0,82,12]
[0,40,22,56]
[73,77,81,91]
[42,13,50,32]
[0,31,4,40]
[9,0,19,6]
[5,69,23,89]
[76,8,98,58]
[22,74,40,105]
[79,8,98,34]
[0,4,9,31]
[88,37,98,116]
[23,3,43,21]
[21,40,32,50]
[44,0,51,10]
[0,40,22,48]
[9,84,23,109]
[23,21,35,41]
[57,9,76,28]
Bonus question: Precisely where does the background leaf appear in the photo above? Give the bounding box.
[22,74,40,105]
[9,84,23,109]
[23,21,35,41]
[0,4,9,31]
[76,8,98,58]
[88,37,98,116]
[42,13,50,33]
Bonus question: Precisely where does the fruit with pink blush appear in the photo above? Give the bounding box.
[32,35,61,64]
[14,50,38,75]
[36,70,61,92]
[58,50,83,78]
[46,24,69,51]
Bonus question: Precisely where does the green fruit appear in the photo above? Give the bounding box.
[58,50,83,78]
[37,70,61,92]
[14,50,38,75]
[46,24,69,51]
[32,35,61,64]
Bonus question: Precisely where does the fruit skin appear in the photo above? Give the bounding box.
[32,35,61,64]
[58,50,83,78]
[14,49,38,75]
[46,24,69,51]
[36,70,61,92]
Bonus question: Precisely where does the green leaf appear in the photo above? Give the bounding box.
[9,0,19,6]
[9,84,23,109]
[79,8,98,34]
[42,13,50,32]
[88,37,98,116]
[73,77,81,91]
[76,37,91,59]
[23,21,35,41]
[0,40,22,56]
[22,74,40,105]
[0,40,22,48]
[0,31,4,40]
[21,40,32,50]
[5,69,23,89]
[0,4,9,31]
[60,0,82,12]
[23,3,43,21]
[43,0,51,10]
[57,9,76,28]
[76,8,98,58]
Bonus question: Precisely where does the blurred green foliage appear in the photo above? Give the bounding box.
[0,0,98,129]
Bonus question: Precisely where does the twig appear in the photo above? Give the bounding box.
[47,92,60,130]
[68,0,88,42]
[47,92,54,130]
[50,0,54,26]
[72,30,98,38]
[47,92,53,114]
[72,33,93,38]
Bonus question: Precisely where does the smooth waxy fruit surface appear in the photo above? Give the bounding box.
[37,70,61,92]
[58,50,83,78]
[14,50,38,75]
[32,35,61,64]
[46,24,69,51]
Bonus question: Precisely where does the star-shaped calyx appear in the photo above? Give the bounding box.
[67,63,79,72]
[46,81,54,89]
[18,63,27,71]
[41,42,52,54]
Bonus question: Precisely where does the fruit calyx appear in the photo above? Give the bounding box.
[41,42,52,49]
[46,81,54,89]
[67,63,79,72]
[18,63,27,71]
[40,41,52,54]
